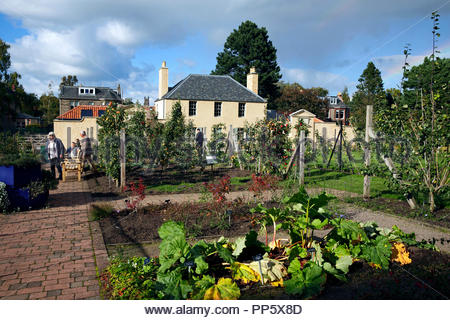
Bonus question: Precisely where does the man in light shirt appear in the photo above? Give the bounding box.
[46,132,65,180]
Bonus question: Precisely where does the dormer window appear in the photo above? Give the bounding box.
[79,87,95,95]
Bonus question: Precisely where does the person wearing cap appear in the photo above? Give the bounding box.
[79,130,97,173]
[46,132,65,180]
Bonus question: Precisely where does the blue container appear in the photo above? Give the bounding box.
[6,186,49,210]
[0,164,42,188]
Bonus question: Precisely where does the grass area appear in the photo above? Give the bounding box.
[146,176,252,193]
[297,168,403,199]
[146,182,197,193]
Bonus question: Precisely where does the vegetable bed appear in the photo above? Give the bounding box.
[100,189,449,300]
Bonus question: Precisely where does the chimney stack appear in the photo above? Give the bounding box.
[158,61,168,99]
[247,67,258,95]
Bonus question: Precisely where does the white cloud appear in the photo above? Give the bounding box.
[0,0,448,100]
[96,20,143,47]
[282,67,352,94]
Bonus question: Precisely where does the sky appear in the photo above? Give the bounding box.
[0,0,449,104]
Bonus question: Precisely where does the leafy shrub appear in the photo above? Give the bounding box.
[204,175,231,203]
[101,257,161,299]
[0,182,10,213]
[0,132,40,168]
[248,173,279,200]
[90,203,115,221]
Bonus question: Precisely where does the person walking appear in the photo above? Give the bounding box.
[46,132,65,180]
[195,128,204,155]
[79,130,97,173]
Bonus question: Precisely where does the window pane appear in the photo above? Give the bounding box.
[189,101,196,116]
[214,102,221,117]
[238,103,245,117]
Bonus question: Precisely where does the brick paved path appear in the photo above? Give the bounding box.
[0,180,107,300]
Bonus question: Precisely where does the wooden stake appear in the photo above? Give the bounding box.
[299,130,305,186]
[363,105,373,198]
[120,129,126,190]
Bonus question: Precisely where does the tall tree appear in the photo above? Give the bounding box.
[402,56,449,108]
[39,93,59,125]
[60,75,78,87]
[0,39,11,82]
[350,62,385,131]
[212,21,282,106]
[274,82,328,118]
[340,87,351,104]
[375,11,449,212]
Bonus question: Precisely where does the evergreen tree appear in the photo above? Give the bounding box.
[350,62,385,131]
[60,75,78,87]
[0,39,11,82]
[402,56,449,108]
[212,21,282,106]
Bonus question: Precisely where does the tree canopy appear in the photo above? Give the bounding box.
[350,62,386,130]
[211,20,282,107]
[60,75,78,87]
[0,38,41,123]
[402,56,449,108]
[274,82,328,118]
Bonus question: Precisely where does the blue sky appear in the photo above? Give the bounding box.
[0,0,449,104]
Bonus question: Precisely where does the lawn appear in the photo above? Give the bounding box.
[302,168,402,199]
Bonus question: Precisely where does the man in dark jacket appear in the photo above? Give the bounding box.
[46,132,65,180]
[80,130,97,173]
[195,128,204,154]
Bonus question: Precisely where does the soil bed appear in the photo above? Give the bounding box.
[88,166,253,200]
[99,200,269,245]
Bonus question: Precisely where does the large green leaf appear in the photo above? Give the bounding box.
[361,235,391,270]
[328,219,368,243]
[229,262,260,284]
[311,218,328,229]
[157,270,193,299]
[216,243,235,264]
[158,221,185,240]
[335,255,353,274]
[203,278,240,300]
[158,236,190,273]
[286,244,308,262]
[285,261,326,298]
[323,262,347,282]
[192,275,216,300]
[232,236,246,257]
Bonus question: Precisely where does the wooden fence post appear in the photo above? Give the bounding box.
[363,105,373,198]
[299,130,305,186]
[120,129,126,190]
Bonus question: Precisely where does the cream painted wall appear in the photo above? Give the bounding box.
[314,122,357,141]
[54,117,99,149]
[162,99,266,139]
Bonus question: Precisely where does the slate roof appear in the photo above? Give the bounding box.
[156,74,265,103]
[16,112,40,119]
[59,86,122,101]
[56,105,107,120]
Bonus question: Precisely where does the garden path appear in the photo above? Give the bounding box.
[0,180,107,300]
[107,187,450,253]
